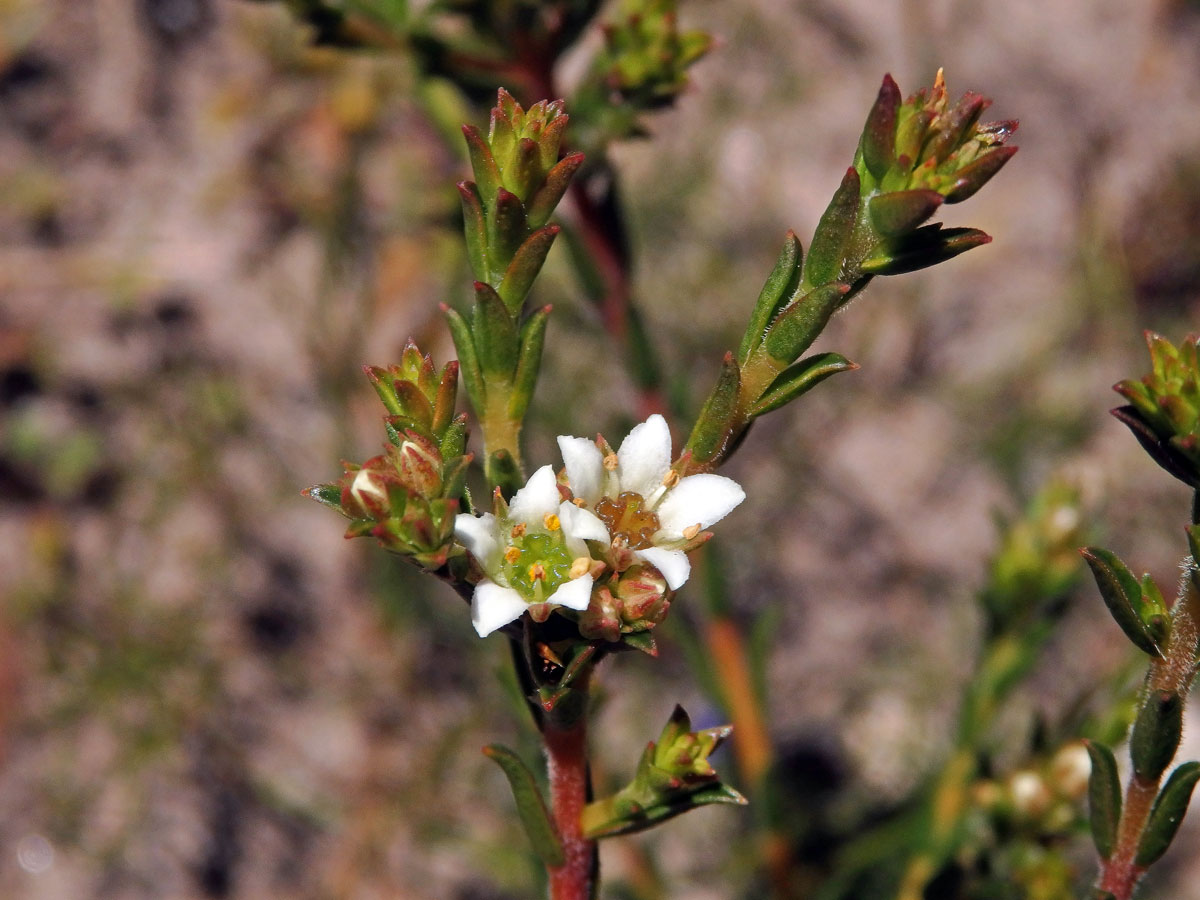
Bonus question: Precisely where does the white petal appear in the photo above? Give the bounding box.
[455,512,501,570]
[634,547,691,590]
[508,465,560,526]
[547,574,593,611]
[655,474,746,539]
[617,414,672,497]
[558,501,609,543]
[557,435,605,507]
[471,581,529,637]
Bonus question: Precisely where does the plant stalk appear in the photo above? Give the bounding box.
[1097,549,1200,899]
[544,713,596,900]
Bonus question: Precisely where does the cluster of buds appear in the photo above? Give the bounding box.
[596,0,712,109]
[982,480,1086,631]
[305,342,470,570]
[1113,332,1200,488]
[582,705,745,838]
[681,71,1017,472]
[448,90,584,488]
[974,742,1091,835]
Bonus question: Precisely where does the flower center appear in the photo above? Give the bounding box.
[503,532,575,598]
[595,491,660,550]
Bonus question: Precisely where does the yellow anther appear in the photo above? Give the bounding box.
[510,523,527,538]
[603,453,619,471]
[682,523,702,540]
[572,497,586,508]
[529,563,546,582]
[662,470,680,488]
[569,557,591,579]
[543,513,561,531]
[504,546,521,564]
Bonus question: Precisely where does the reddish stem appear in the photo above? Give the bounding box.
[544,717,594,900]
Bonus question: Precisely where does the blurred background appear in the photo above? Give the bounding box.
[3,0,1200,897]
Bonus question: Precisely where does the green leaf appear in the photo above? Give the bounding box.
[859,73,900,182]
[584,782,748,839]
[750,351,857,417]
[482,744,565,868]
[527,152,584,230]
[487,189,529,282]
[1085,740,1122,860]
[944,146,1018,203]
[471,282,520,377]
[860,225,991,276]
[761,283,849,364]
[1081,547,1162,657]
[498,225,560,314]
[804,167,861,287]
[457,181,489,284]
[1131,690,1183,782]
[461,125,501,205]
[365,365,403,416]
[738,231,803,365]
[1136,761,1200,865]
[621,630,657,655]
[508,305,552,422]
[685,352,741,465]
[867,189,944,238]
[443,304,485,413]
[303,482,344,511]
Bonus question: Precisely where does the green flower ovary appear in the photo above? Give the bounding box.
[503,531,575,597]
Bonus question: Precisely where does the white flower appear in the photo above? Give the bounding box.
[454,465,609,637]
[556,414,744,591]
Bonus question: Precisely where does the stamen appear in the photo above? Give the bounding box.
[662,470,680,488]
[683,523,702,540]
[510,523,527,538]
[569,557,591,579]
[544,513,561,531]
[572,497,587,508]
[504,546,521,564]
[529,562,546,582]
[603,453,619,471]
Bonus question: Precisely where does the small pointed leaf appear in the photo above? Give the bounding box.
[762,283,850,363]
[868,189,944,238]
[498,226,559,314]
[860,74,901,181]
[685,352,741,466]
[471,282,520,377]
[457,181,489,283]
[527,152,584,229]
[444,304,485,413]
[1136,761,1200,866]
[1131,690,1183,782]
[738,231,803,365]
[482,744,565,867]
[1085,740,1122,860]
[804,168,861,287]
[487,189,529,282]
[1082,547,1162,657]
[508,305,552,422]
[750,352,858,417]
